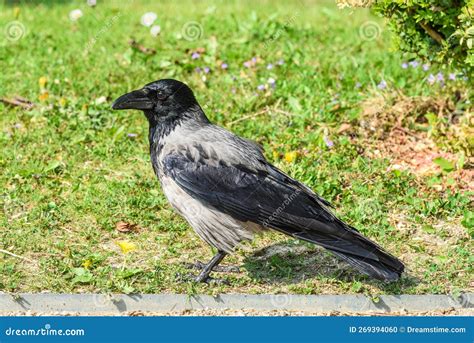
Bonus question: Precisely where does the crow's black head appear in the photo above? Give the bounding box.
[112,79,200,124]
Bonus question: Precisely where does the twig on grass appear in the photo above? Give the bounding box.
[0,248,35,263]
[128,39,156,55]
[227,98,282,126]
[393,126,422,140]
[227,108,270,126]
[0,96,35,110]
[274,108,299,117]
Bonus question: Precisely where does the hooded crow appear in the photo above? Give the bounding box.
[112,79,404,283]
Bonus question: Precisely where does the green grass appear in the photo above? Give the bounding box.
[0,0,472,297]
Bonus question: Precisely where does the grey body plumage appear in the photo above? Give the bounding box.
[153,117,264,253]
[112,79,405,283]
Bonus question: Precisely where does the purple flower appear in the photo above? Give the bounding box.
[409,61,419,68]
[448,73,456,80]
[377,79,387,89]
[277,59,284,65]
[436,72,444,82]
[203,67,210,74]
[127,133,137,138]
[401,62,408,69]
[195,67,201,73]
[267,77,276,88]
[257,84,265,91]
[221,63,228,69]
[191,52,200,60]
[243,61,251,68]
[355,82,362,88]
[427,74,436,84]
[251,57,257,63]
[323,136,334,148]
[266,63,273,70]
[422,64,430,71]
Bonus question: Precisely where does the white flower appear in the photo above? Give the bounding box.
[140,12,157,27]
[150,25,161,37]
[95,96,107,105]
[69,9,83,21]
[267,77,276,85]
[87,0,97,7]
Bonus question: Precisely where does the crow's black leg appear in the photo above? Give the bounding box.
[186,260,240,273]
[195,251,227,283]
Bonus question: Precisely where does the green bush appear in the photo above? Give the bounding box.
[338,1,474,78]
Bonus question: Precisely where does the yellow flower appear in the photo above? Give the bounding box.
[39,76,48,88]
[38,92,49,102]
[116,240,137,254]
[59,97,67,107]
[13,7,20,19]
[272,150,279,160]
[284,151,297,163]
[82,259,92,269]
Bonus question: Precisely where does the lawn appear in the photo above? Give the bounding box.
[0,0,472,298]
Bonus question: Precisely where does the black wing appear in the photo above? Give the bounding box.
[163,152,404,281]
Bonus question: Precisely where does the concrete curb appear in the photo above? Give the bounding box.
[0,293,473,314]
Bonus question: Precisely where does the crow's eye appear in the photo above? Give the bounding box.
[156,91,168,101]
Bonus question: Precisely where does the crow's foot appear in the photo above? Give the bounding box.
[185,261,241,273]
[175,272,229,285]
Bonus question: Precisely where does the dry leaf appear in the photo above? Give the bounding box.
[186,47,206,55]
[337,123,352,133]
[115,221,139,233]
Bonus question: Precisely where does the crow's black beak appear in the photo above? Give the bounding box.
[111,89,154,110]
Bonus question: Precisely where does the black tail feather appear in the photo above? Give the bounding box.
[330,249,403,282]
[271,220,405,282]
